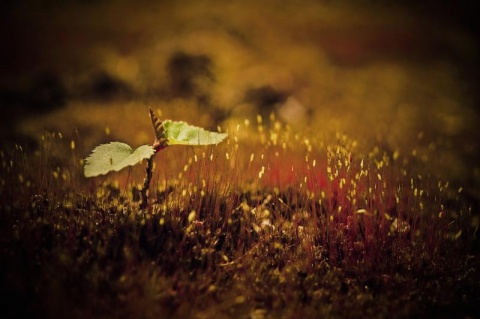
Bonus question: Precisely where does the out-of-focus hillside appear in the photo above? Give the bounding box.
[1,0,479,193]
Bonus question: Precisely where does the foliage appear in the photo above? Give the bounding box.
[163,120,228,146]
[83,118,228,178]
[84,142,155,177]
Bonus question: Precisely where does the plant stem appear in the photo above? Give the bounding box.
[140,155,154,209]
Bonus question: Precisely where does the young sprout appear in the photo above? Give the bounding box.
[84,108,228,208]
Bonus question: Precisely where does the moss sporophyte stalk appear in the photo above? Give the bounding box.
[83,108,228,208]
[1,106,476,319]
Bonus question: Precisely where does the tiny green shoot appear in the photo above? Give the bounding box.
[84,108,228,208]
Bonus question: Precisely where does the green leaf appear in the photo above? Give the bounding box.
[163,120,228,145]
[84,142,154,177]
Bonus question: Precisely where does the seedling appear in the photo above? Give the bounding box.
[84,108,228,208]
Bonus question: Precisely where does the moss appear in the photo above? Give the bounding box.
[1,117,479,319]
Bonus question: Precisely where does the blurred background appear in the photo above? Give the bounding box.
[1,0,479,195]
